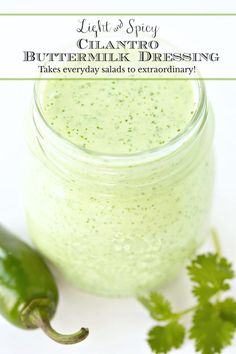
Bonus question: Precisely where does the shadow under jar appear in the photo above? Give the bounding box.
[25,79,214,297]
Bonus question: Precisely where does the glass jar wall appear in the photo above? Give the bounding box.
[25,79,214,296]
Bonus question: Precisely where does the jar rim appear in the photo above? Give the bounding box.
[33,78,207,168]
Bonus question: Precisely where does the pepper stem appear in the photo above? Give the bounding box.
[30,308,89,345]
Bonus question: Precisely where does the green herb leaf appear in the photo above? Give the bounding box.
[139,292,173,321]
[187,253,234,302]
[140,231,236,354]
[190,302,235,354]
[148,321,185,354]
[218,298,236,327]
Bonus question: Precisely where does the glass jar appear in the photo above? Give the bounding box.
[25,79,214,297]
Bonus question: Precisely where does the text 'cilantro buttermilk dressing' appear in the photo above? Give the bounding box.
[26,79,214,296]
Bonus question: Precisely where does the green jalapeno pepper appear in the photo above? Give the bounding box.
[0,225,89,345]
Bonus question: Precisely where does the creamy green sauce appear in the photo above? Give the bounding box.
[26,79,214,296]
[43,80,195,154]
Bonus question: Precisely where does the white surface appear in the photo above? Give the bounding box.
[0,1,236,353]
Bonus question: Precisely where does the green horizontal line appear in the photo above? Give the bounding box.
[0,13,235,16]
[0,78,236,81]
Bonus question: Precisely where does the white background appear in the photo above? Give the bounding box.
[0,1,236,354]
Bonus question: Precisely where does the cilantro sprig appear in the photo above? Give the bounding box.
[139,229,236,354]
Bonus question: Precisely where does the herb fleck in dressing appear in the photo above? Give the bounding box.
[43,80,195,154]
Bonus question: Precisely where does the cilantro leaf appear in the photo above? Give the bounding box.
[140,233,236,354]
[187,253,234,302]
[218,298,236,327]
[139,292,173,321]
[190,302,235,354]
[148,321,185,354]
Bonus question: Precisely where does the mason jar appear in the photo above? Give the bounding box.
[25,79,214,297]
